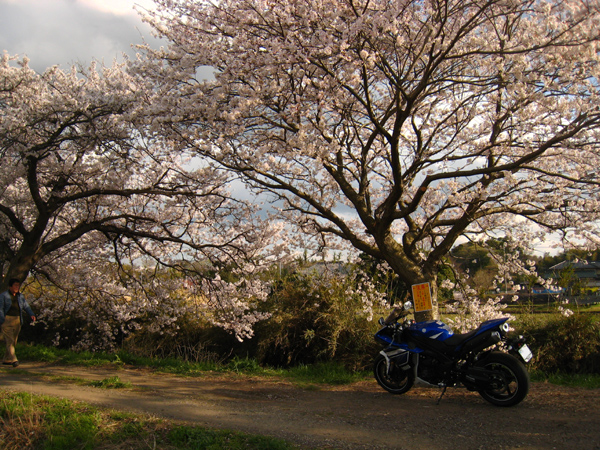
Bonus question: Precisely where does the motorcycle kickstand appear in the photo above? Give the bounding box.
[436,385,447,405]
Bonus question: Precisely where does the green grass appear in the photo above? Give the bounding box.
[167,426,294,450]
[0,390,297,450]
[16,343,367,387]
[285,361,369,388]
[46,374,132,389]
[503,302,600,315]
[87,375,132,389]
[15,342,600,389]
[531,371,600,389]
[0,368,132,390]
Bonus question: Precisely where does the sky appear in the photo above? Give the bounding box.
[0,0,159,73]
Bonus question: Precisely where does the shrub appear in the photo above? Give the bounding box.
[250,263,383,370]
[120,320,233,365]
[517,313,600,374]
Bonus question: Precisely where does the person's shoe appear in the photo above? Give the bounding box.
[12,361,19,367]
[2,362,12,365]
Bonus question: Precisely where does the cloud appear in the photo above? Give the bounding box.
[0,0,159,72]
[79,0,156,16]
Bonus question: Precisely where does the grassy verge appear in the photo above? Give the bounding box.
[530,371,600,389]
[16,343,370,387]
[0,390,297,450]
[503,303,600,315]
[15,342,600,389]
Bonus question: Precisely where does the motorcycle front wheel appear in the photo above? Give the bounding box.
[476,351,530,407]
[373,354,415,394]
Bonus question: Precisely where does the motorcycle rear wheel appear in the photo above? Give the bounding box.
[476,351,530,407]
[373,354,415,394]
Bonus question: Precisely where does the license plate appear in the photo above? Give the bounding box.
[518,344,533,363]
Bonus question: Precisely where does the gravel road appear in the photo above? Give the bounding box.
[1,362,599,450]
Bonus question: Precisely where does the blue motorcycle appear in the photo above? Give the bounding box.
[374,301,532,406]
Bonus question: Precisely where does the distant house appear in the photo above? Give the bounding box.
[546,261,600,294]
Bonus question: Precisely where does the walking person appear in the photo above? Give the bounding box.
[0,278,36,367]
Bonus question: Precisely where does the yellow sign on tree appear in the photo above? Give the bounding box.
[411,282,433,313]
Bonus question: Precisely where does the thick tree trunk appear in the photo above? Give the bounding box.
[413,277,439,323]
[1,240,42,290]
[380,241,440,322]
[2,261,33,290]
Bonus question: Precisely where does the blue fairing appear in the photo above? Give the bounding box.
[373,328,423,352]
[409,317,508,341]
[408,320,454,341]
[477,317,508,333]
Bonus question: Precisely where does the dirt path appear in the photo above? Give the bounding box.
[1,362,599,450]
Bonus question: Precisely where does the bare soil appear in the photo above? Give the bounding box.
[1,362,599,450]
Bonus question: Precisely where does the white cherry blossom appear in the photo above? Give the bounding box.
[136,0,600,320]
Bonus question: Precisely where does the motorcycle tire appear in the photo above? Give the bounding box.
[475,351,530,407]
[373,354,415,395]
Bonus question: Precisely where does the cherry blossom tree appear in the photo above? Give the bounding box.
[32,244,273,350]
[138,0,600,321]
[0,54,281,335]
